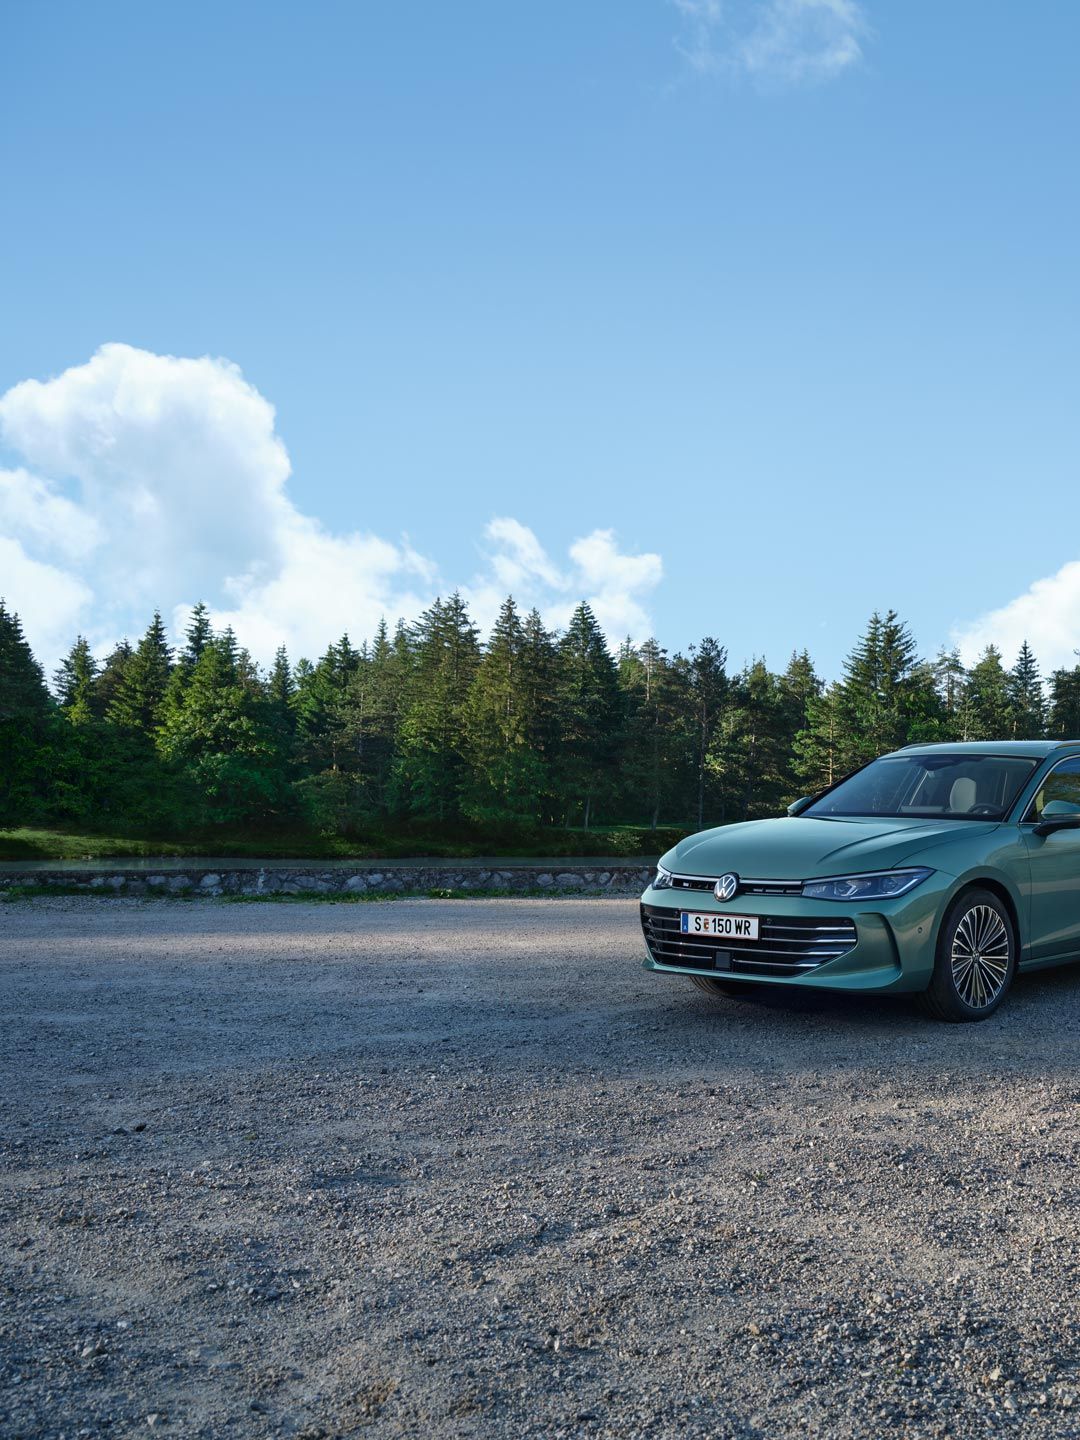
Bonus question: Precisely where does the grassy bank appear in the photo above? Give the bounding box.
[0,822,686,863]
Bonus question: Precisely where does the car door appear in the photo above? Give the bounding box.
[1022,757,1080,961]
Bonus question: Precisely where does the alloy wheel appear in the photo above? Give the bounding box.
[950,904,1010,1010]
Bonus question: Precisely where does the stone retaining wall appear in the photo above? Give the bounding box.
[0,864,655,898]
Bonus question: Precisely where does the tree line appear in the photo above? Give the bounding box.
[2,594,1078,836]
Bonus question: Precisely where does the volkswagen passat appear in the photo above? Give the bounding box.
[641,741,1080,1021]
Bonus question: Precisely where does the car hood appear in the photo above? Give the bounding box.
[663,816,998,881]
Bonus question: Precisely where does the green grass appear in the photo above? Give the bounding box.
[0,822,683,863]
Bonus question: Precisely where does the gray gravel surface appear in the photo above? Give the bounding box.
[4,897,1080,1439]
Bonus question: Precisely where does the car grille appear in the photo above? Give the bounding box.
[666,874,803,897]
[641,903,857,976]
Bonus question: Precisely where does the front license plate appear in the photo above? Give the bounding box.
[681,912,760,941]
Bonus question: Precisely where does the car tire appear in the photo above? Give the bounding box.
[690,976,746,1001]
[920,887,1016,1022]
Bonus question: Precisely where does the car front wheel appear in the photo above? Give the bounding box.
[920,888,1016,1022]
[690,976,750,1001]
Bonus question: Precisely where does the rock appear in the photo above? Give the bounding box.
[345,875,368,891]
[555,873,586,889]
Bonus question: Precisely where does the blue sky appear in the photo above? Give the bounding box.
[1,1,1078,676]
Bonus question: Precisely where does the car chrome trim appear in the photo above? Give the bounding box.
[640,904,857,976]
[664,872,804,891]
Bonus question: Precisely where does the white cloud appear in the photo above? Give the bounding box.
[673,0,867,84]
[0,467,102,561]
[0,536,92,671]
[0,344,663,671]
[952,562,1080,673]
[566,529,664,640]
[464,519,662,645]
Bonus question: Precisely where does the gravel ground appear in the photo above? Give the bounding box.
[4,898,1080,1440]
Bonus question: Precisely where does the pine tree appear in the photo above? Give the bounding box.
[293,633,362,774]
[266,646,296,742]
[182,603,214,669]
[793,683,842,794]
[1008,641,1045,739]
[157,634,286,822]
[710,660,792,821]
[959,646,1013,740]
[53,637,101,724]
[462,597,549,821]
[107,612,172,733]
[933,648,966,726]
[685,637,728,828]
[1047,659,1080,739]
[93,640,134,716]
[554,602,623,829]
[0,601,56,821]
[394,594,481,820]
[347,620,415,816]
[830,611,942,768]
[619,637,690,828]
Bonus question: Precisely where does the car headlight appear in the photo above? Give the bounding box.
[653,862,674,890]
[801,868,934,901]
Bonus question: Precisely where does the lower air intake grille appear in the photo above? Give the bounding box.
[641,903,857,976]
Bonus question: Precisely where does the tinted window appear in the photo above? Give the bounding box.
[1027,757,1080,820]
[805,754,1038,821]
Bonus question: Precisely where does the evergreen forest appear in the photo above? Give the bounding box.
[1,593,1076,857]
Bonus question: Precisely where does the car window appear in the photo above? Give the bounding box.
[806,754,1039,821]
[1027,758,1080,820]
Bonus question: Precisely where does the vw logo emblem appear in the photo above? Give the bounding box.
[714,873,739,902]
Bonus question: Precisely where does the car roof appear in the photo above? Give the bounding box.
[896,740,1080,759]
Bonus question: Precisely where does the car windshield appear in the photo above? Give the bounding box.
[804,754,1039,821]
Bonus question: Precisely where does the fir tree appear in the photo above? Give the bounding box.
[1047,659,1080,740]
[554,602,623,829]
[53,637,101,724]
[711,660,791,821]
[793,683,842,794]
[93,640,134,716]
[959,646,1012,740]
[1008,641,1045,739]
[107,612,172,732]
[157,635,285,822]
[933,648,966,724]
[463,597,549,821]
[394,594,481,820]
[0,601,56,820]
[619,637,690,828]
[182,602,214,669]
[686,637,728,828]
[830,611,942,769]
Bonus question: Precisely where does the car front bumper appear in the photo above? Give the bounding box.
[639,873,954,994]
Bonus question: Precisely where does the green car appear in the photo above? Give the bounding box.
[641,741,1080,1021]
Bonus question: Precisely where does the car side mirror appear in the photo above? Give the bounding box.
[1032,816,1080,838]
[787,796,814,817]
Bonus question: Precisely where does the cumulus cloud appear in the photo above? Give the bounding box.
[0,536,92,668]
[0,344,662,670]
[673,0,867,84]
[952,562,1080,672]
[465,520,663,643]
